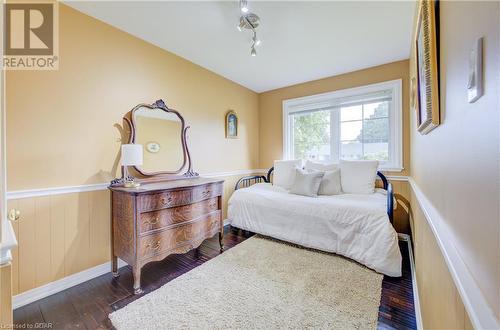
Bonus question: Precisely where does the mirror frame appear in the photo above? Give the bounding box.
[124,99,198,181]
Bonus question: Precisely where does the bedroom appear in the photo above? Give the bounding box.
[0,0,498,329]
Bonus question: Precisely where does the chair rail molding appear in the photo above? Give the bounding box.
[7,170,408,200]
[6,169,268,200]
[408,177,499,330]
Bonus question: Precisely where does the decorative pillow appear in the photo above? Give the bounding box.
[289,168,324,197]
[339,160,379,194]
[305,160,338,172]
[318,169,342,195]
[273,160,303,189]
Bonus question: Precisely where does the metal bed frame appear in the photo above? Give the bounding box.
[235,167,394,224]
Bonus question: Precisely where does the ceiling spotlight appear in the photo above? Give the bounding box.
[251,47,257,57]
[238,13,260,30]
[240,0,249,13]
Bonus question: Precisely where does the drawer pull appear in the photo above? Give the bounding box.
[161,196,173,204]
[202,189,211,196]
[147,240,161,251]
[145,217,159,226]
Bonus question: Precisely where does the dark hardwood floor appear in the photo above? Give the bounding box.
[14,226,416,329]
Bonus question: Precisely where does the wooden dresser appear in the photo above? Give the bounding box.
[109,178,224,294]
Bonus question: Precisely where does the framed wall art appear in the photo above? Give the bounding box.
[225,110,238,139]
[410,0,440,134]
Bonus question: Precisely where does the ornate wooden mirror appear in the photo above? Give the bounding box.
[123,99,197,181]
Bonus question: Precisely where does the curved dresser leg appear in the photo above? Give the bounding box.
[219,231,224,252]
[111,256,119,278]
[133,266,143,295]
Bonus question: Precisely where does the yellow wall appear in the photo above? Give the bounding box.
[7,6,497,330]
[8,192,109,294]
[258,60,411,177]
[5,4,260,295]
[409,0,500,324]
[388,181,411,235]
[4,6,414,295]
[6,4,259,191]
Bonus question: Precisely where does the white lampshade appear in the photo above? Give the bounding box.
[121,144,143,166]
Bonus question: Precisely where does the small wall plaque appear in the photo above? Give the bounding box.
[146,141,160,153]
[225,110,238,139]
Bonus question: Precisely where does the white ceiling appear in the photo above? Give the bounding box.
[66,1,416,93]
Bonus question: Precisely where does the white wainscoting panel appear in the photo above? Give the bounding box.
[408,178,499,330]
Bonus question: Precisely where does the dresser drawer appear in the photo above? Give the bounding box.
[192,183,223,202]
[139,197,219,234]
[139,211,221,260]
[140,189,192,212]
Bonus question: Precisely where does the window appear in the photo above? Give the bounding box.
[283,79,402,171]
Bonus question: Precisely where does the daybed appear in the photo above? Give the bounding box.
[228,167,402,277]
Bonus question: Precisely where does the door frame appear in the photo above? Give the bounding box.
[0,4,18,326]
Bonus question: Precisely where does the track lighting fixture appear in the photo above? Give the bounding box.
[252,30,261,47]
[237,19,246,31]
[237,0,261,56]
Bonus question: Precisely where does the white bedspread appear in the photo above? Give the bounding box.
[228,183,402,277]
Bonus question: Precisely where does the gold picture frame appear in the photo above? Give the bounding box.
[410,0,440,134]
[225,110,238,139]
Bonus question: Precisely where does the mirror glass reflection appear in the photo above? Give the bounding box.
[133,107,184,173]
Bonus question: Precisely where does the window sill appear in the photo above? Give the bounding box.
[379,166,404,172]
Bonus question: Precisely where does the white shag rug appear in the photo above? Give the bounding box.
[109,236,383,330]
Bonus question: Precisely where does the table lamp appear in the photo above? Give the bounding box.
[121,144,143,188]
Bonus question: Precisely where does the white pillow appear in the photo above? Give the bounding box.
[339,160,379,194]
[318,169,342,195]
[289,168,324,197]
[273,160,303,189]
[305,160,338,172]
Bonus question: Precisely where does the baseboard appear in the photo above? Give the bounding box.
[11,219,422,322]
[12,219,239,309]
[12,222,238,309]
[398,233,423,330]
[13,259,128,309]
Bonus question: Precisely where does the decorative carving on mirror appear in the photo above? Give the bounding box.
[123,99,198,181]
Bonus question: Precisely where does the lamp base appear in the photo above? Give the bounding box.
[124,181,141,188]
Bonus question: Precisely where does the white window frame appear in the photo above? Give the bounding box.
[282,79,403,171]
